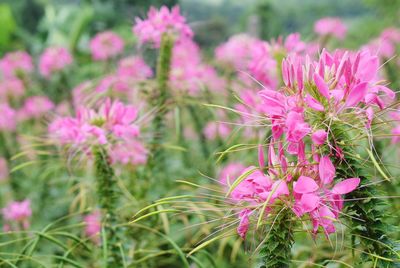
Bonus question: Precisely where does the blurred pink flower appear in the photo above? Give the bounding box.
[110,140,148,166]
[117,56,153,79]
[84,211,101,244]
[219,162,246,185]
[18,96,54,121]
[2,199,32,230]
[203,121,231,140]
[39,47,73,78]
[314,17,347,40]
[133,5,193,47]
[90,31,125,61]
[215,34,258,70]
[0,103,16,131]
[0,78,25,100]
[0,51,33,78]
[0,157,8,181]
[49,99,140,148]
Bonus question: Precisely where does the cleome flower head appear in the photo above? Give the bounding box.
[133,5,193,47]
[90,31,125,61]
[39,47,73,78]
[49,98,140,148]
[0,51,33,78]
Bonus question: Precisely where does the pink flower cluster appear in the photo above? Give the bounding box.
[18,96,55,121]
[2,199,32,231]
[90,31,125,61]
[365,27,400,59]
[133,5,193,47]
[231,145,360,239]
[117,56,153,79]
[49,99,140,146]
[0,51,33,78]
[49,99,147,165]
[39,47,73,78]
[314,17,347,40]
[0,78,25,100]
[171,38,224,95]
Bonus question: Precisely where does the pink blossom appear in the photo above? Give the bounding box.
[133,5,193,47]
[215,34,258,70]
[90,31,125,61]
[18,96,54,121]
[203,121,231,140]
[219,162,246,186]
[39,47,73,78]
[0,78,25,100]
[293,156,360,235]
[49,99,140,148]
[0,51,33,78]
[2,199,32,230]
[117,56,153,79]
[0,103,16,131]
[314,17,347,40]
[84,211,101,244]
[110,140,148,166]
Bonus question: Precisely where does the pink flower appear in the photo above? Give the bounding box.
[18,96,54,121]
[84,211,101,244]
[215,34,258,70]
[219,162,246,186]
[90,31,125,61]
[314,17,347,40]
[2,199,32,230]
[0,78,25,100]
[110,140,148,166]
[39,47,73,78]
[203,121,231,140]
[237,209,251,239]
[117,56,153,79]
[133,5,193,47]
[0,157,8,181]
[49,99,140,148]
[0,103,16,131]
[293,156,360,236]
[0,51,33,78]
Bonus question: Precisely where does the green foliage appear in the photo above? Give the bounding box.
[259,208,294,268]
[93,146,123,267]
[329,121,400,267]
[0,4,16,50]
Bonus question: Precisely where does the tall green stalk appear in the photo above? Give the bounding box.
[328,122,399,267]
[93,146,122,267]
[259,208,294,268]
[149,33,174,177]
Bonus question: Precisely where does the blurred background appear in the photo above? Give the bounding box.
[1,0,399,56]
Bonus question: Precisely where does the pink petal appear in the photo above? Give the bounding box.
[311,129,327,145]
[304,94,324,111]
[258,144,265,170]
[345,82,368,108]
[319,156,335,184]
[300,193,320,212]
[332,178,360,194]
[294,176,319,194]
[313,73,330,99]
[271,180,289,199]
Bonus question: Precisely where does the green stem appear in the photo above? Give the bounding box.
[260,208,294,268]
[149,33,174,177]
[93,146,123,267]
[328,123,399,267]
